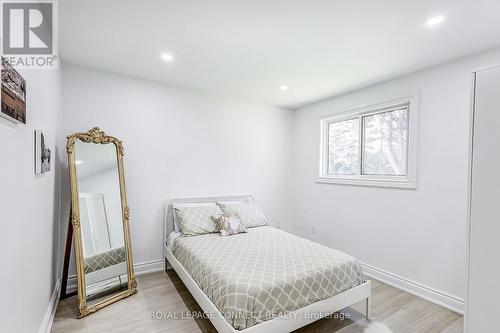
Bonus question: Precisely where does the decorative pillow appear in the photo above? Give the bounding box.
[217,202,268,228]
[174,204,222,236]
[212,212,247,236]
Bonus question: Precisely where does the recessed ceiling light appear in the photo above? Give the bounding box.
[75,160,83,165]
[161,53,174,62]
[425,15,445,27]
[280,85,289,91]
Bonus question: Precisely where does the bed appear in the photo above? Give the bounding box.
[163,195,371,333]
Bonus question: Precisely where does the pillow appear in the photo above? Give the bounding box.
[217,201,268,228]
[172,202,218,232]
[174,204,222,236]
[212,211,247,236]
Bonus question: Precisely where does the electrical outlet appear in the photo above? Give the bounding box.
[276,222,281,229]
[312,226,317,234]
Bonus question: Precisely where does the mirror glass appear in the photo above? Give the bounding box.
[74,140,128,305]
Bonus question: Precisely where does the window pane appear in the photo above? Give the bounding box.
[362,108,408,175]
[328,119,359,175]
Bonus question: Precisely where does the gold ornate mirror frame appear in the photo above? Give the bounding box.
[66,127,137,318]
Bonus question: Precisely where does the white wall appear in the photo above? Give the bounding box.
[290,47,500,312]
[61,64,294,272]
[0,69,63,333]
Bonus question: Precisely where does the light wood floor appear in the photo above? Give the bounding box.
[52,271,463,333]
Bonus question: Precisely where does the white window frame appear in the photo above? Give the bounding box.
[317,93,419,189]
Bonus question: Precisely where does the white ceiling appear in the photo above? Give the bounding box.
[75,141,118,179]
[60,0,500,108]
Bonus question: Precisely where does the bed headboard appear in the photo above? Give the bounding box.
[164,195,255,245]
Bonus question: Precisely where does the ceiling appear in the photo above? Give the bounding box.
[60,0,500,108]
[75,141,118,179]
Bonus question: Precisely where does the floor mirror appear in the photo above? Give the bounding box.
[65,127,136,318]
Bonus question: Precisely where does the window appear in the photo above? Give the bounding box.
[318,95,418,188]
[328,119,359,175]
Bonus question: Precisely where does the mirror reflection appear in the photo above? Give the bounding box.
[74,141,128,304]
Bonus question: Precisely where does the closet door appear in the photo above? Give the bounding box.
[467,65,500,332]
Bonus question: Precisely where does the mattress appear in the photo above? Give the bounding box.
[171,226,364,330]
[84,246,127,274]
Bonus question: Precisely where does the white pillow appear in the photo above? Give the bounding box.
[173,202,222,236]
[217,201,268,228]
[172,202,216,232]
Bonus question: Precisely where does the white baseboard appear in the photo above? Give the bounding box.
[134,259,164,275]
[65,259,164,292]
[361,262,464,314]
[66,274,77,293]
[38,279,61,333]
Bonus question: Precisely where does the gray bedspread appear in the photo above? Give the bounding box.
[172,226,364,330]
[84,246,126,274]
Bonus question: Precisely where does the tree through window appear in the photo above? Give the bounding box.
[318,97,417,188]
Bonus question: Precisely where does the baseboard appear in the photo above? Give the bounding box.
[66,274,77,293]
[361,262,464,314]
[65,259,165,292]
[38,279,61,333]
[134,259,164,275]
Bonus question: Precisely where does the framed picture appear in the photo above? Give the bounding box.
[1,56,27,124]
[35,130,51,174]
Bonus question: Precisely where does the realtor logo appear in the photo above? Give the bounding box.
[1,1,58,68]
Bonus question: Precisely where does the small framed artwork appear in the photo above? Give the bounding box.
[35,130,51,174]
[1,56,27,124]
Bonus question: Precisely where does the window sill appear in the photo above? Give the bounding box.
[315,176,417,189]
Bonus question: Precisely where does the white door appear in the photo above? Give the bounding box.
[467,65,500,332]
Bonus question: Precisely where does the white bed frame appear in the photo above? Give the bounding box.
[163,195,371,333]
